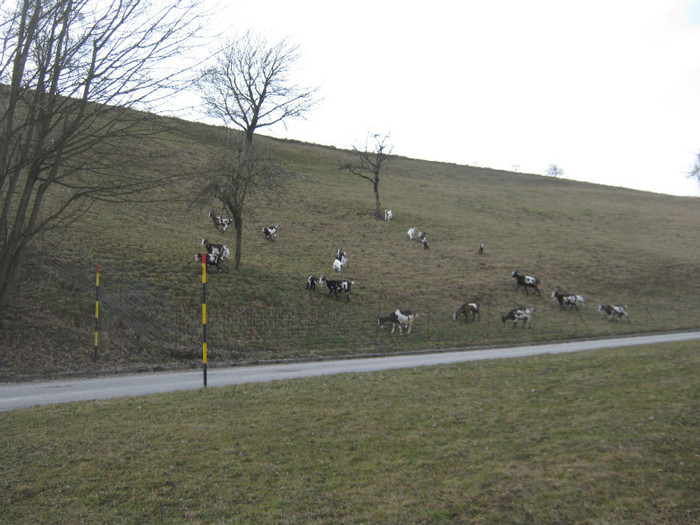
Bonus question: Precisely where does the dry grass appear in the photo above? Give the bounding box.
[0,117,699,379]
[1,340,698,523]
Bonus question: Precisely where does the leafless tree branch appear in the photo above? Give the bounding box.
[687,152,700,187]
[341,132,393,219]
[0,0,209,319]
[189,131,284,270]
[197,30,319,144]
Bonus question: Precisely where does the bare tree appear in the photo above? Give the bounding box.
[0,0,205,320]
[342,133,393,220]
[195,133,282,270]
[688,152,700,187]
[546,164,564,178]
[197,31,319,144]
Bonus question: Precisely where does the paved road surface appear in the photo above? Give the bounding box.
[2,331,699,412]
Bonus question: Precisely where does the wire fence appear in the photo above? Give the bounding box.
[94,283,686,366]
[8,252,694,376]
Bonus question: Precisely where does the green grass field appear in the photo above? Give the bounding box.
[0,116,699,380]
[1,340,698,524]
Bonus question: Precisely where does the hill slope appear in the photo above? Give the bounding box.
[1,116,698,380]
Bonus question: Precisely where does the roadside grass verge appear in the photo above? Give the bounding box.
[1,340,698,524]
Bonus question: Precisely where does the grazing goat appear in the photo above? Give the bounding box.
[453,302,481,322]
[336,248,348,264]
[262,225,278,241]
[209,211,232,233]
[306,275,323,291]
[200,238,230,260]
[378,312,399,330]
[512,269,541,295]
[195,252,223,272]
[501,307,533,328]
[407,227,427,246]
[551,289,585,310]
[333,247,348,273]
[384,209,393,221]
[599,304,630,322]
[333,258,347,273]
[378,309,417,334]
[320,278,353,301]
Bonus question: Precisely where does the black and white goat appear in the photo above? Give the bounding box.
[319,278,353,301]
[306,275,323,291]
[195,252,223,272]
[384,209,393,221]
[262,225,278,241]
[551,289,585,310]
[209,211,232,233]
[333,248,348,273]
[407,227,428,245]
[378,309,417,334]
[336,247,348,264]
[501,307,533,328]
[378,312,399,330]
[453,302,481,322]
[478,243,485,254]
[599,304,630,322]
[200,238,230,260]
[512,269,541,295]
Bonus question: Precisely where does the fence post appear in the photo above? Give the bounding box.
[201,254,207,388]
[93,264,100,361]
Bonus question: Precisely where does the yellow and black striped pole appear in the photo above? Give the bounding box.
[201,253,207,387]
[94,264,100,361]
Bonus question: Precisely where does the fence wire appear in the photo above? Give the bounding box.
[4,240,693,381]
[22,252,690,369]
[95,283,680,366]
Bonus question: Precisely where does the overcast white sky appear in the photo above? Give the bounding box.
[189,0,700,197]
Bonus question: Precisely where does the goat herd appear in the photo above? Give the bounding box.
[500,269,630,328]
[195,212,278,272]
[199,209,631,337]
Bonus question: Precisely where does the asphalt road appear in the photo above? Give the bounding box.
[2,331,699,412]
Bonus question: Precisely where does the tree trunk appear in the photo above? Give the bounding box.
[373,178,381,220]
[244,127,254,145]
[0,246,27,323]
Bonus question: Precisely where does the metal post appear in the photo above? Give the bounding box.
[94,264,100,361]
[202,254,207,388]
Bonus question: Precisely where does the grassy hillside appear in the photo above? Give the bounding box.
[1,116,699,380]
